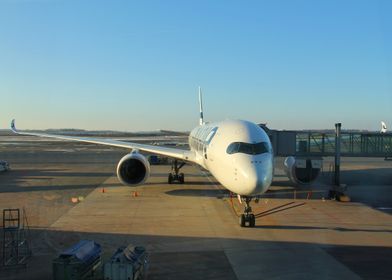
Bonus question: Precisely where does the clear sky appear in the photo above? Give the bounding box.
[1,0,391,131]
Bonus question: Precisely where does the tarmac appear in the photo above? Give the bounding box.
[1,137,392,279]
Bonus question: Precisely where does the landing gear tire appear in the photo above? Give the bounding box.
[239,214,246,227]
[249,214,256,227]
[179,173,185,184]
[168,160,186,184]
[239,196,256,227]
[239,214,256,227]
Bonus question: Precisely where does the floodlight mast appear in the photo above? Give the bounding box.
[198,86,204,126]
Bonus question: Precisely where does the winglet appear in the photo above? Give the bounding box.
[381,121,387,134]
[10,119,17,133]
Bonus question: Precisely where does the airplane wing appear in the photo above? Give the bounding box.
[10,120,195,162]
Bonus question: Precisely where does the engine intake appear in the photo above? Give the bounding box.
[284,156,322,186]
[116,152,150,186]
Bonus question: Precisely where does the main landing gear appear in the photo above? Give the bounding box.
[239,196,256,227]
[168,159,185,184]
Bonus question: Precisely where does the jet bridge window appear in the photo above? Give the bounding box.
[226,142,270,155]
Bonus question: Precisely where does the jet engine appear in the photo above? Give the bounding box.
[284,156,322,186]
[116,152,151,186]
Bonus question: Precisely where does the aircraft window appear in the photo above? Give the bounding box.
[202,127,209,140]
[195,129,200,139]
[226,142,270,155]
[205,127,218,144]
[201,129,207,141]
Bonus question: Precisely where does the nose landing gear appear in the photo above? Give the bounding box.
[168,159,186,184]
[239,197,256,227]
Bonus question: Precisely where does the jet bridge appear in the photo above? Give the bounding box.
[259,124,392,190]
[294,131,392,158]
[261,126,392,158]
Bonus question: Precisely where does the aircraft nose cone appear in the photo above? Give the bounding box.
[247,167,270,194]
[239,159,273,196]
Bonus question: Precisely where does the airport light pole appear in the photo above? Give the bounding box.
[334,123,341,186]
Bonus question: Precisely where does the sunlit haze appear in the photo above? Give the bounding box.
[1,0,391,131]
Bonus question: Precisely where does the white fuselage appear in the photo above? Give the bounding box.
[188,120,274,196]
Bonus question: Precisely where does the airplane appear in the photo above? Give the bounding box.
[10,88,274,227]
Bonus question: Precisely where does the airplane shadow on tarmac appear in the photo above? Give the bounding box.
[0,183,121,193]
[253,224,392,233]
[165,183,327,200]
[3,169,114,178]
[165,189,228,197]
[0,168,116,193]
[0,169,216,193]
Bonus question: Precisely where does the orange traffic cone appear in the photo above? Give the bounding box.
[101,188,106,193]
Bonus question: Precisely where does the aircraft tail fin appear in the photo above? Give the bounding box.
[198,86,204,126]
[10,119,17,133]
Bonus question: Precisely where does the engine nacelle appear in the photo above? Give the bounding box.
[284,156,322,186]
[116,152,151,186]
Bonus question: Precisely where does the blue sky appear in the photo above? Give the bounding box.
[1,0,391,131]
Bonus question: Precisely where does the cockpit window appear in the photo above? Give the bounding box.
[226,142,270,155]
